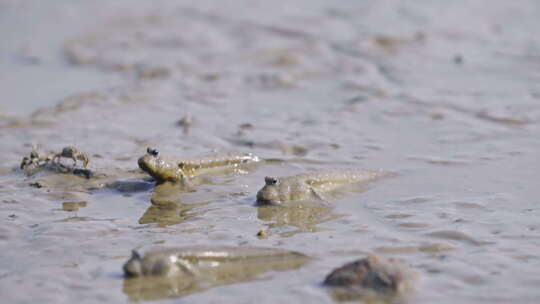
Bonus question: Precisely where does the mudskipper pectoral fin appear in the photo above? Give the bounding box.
[176,259,200,277]
[310,187,328,203]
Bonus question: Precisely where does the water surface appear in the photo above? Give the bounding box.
[1,1,540,303]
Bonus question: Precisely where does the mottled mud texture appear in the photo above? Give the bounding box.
[324,255,417,296]
[138,148,261,183]
[256,169,389,204]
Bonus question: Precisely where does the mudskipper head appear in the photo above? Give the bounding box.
[138,148,159,174]
[147,147,159,157]
[138,148,185,183]
[256,176,281,204]
[265,176,279,186]
[123,250,143,277]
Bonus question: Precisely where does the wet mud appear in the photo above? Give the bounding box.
[1,1,540,303]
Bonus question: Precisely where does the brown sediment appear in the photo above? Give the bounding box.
[425,230,494,246]
[375,243,455,254]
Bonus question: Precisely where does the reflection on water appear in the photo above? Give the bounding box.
[62,201,87,211]
[122,248,310,301]
[327,287,398,304]
[137,181,222,227]
[138,201,210,227]
[107,179,155,193]
[257,201,347,237]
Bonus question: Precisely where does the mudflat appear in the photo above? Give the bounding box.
[1,1,540,303]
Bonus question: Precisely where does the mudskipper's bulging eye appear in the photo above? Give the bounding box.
[265,176,279,185]
[147,147,159,156]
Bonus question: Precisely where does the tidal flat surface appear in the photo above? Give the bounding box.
[1,1,540,303]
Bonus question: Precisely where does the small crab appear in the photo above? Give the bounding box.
[20,150,53,170]
[52,146,89,168]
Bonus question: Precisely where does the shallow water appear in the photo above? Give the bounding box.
[1,1,540,303]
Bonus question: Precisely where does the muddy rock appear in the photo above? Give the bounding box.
[324,255,417,294]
